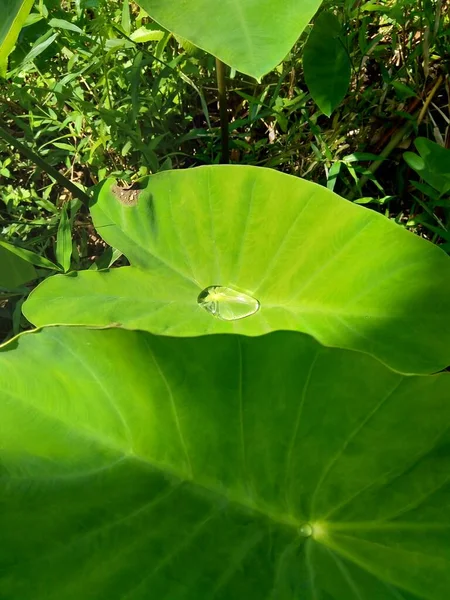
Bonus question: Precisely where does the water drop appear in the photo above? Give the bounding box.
[197,285,260,321]
[298,523,313,538]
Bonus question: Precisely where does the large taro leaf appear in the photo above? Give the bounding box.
[23,166,450,375]
[135,0,323,79]
[1,325,450,599]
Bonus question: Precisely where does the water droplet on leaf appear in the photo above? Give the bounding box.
[197,286,260,321]
[298,523,313,538]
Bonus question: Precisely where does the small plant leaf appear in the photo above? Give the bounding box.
[0,240,61,272]
[404,138,450,195]
[130,26,164,43]
[303,11,351,116]
[1,326,450,599]
[134,0,323,78]
[23,166,450,374]
[121,0,131,35]
[0,242,36,288]
[56,204,72,273]
[48,18,84,35]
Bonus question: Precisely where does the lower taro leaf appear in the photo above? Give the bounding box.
[23,166,450,374]
[1,326,450,599]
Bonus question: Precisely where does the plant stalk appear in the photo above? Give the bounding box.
[215,58,229,164]
[0,123,90,206]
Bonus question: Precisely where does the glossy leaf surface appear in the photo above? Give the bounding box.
[303,12,351,116]
[23,166,450,374]
[1,326,450,599]
[135,0,323,78]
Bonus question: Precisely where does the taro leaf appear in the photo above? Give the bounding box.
[134,0,323,79]
[404,138,450,195]
[303,11,351,116]
[0,0,34,76]
[1,325,450,599]
[23,166,450,375]
[0,242,36,288]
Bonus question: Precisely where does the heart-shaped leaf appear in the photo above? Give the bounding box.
[1,325,450,599]
[0,241,36,288]
[135,0,323,78]
[23,166,450,374]
[303,11,351,116]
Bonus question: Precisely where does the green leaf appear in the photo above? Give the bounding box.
[0,0,34,76]
[0,240,61,272]
[303,11,351,116]
[23,166,450,374]
[48,18,84,35]
[130,26,164,43]
[121,0,131,35]
[392,80,417,100]
[56,204,72,273]
[0,242,36,288]
[404,138,450,195]
[134,0,324,79]
[1,325,450,599]
[21,31,59,66]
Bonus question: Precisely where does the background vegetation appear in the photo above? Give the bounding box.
[0,0,449,339]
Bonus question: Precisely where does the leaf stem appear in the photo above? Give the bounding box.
[215,58,230,164]
[0,122,90,206]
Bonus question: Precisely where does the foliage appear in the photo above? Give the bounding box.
[0,1,450,598]
[404,138,450,195]
[0,0,448,227]
[134,0,324,79]
[2,325,450,599]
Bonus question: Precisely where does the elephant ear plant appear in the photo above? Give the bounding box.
[1,165,450,598]
[24,166,450,374]
[135,0,324,79]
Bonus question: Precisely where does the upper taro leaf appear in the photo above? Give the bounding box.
[134,0,323,79]
[23,165,450,375]
[1,325,450,599]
